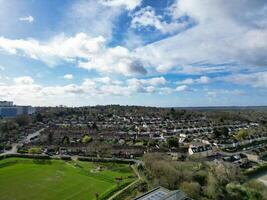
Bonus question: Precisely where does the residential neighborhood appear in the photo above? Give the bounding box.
[1,105,267,199]
[1,0,267,199]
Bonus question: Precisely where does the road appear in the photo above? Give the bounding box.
[0,143,19,155]
[258,174,267,186]
[23,128,45,143]
[0,128,44,156]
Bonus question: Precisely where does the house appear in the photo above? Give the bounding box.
[188,142,214,158]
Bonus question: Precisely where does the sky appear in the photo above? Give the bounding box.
[0,0,266,107]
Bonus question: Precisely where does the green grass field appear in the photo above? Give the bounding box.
[0,158,135,200]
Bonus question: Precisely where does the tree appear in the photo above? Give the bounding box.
[244,181,267,199]
[170,108,175,119]
[206,172,221,199]
[82,135,92,144]
[115,177,122,187]
[62,136,70,145]
[48,132,53,144]
[15,115,31,126]
[95,192,99,199]
[235,129,249,141]
[226,183,265,200]
[213,127,229,138]
[226,183,248,199]
[35,113,43,122]
[180,181,201,199]
[148,139,158,147]
[206,163,243,199]
[193,170,207,186]
[167,137,179,148]
[0,121,19,134]
[143,153,181,189]
[92,122,98,130]
[138,182,148,193]
[29,147,42,154]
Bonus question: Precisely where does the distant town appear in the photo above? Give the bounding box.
[1,101,267,199]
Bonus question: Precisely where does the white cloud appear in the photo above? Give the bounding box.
[1,0,266,84]
[93,77,122,85]
[63,74,73,80]
[99,0,142,10]
[131,6,188,34]
[123,31,144,49]
[222,72,267,88]
[78,45,147,76]
[198,76,210,84]
[14,76,34,85]
[0,65,4,71]
[175,85,188,92]
[0,33,104,66]
[159,87,173,95]
[206,89,245,100]
[94,77,111,84]
[0,76,174,105]
[128,76,166,86]
[135,0,267,74]
[0,33,147,76]
[19,15,34,23]
[126,77,167,93]
[65,0,132,40]
[131,7,163,30]
[178,76,210,85]
[179,78,194,85]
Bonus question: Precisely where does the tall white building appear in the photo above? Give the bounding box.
[0,101,13,107]
[0,101,35,118]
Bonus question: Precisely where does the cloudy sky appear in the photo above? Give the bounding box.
[0,0,266,107]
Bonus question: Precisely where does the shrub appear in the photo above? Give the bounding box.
[28,147,42,154]
[82,135,92,144]
[180,181,201,199]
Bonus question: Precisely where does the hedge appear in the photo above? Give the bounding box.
[77,157,135,164]
[60,156,72,161]
[244,163,267,177]
[0,153,50,160]
[0,154,137,165]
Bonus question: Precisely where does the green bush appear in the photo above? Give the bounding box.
[77,157,135,164]
[28,147,42,154]
[82,135,92,144]
[245,163,267,177]
[226,182,267,200]
[180,181,201,199]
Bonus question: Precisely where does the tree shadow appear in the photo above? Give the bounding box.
[32,159,52,165]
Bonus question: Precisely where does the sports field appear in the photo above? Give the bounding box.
[0,157,135,200]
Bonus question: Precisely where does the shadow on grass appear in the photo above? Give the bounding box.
[32,159,52,165]
[0,160,18,168]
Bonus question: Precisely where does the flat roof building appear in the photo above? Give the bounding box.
[134,187,190,200]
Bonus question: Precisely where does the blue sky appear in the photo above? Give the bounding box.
[0,0,266,107]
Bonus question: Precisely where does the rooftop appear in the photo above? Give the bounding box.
[134,187,190,200]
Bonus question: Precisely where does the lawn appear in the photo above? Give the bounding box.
[0,157,135,200]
